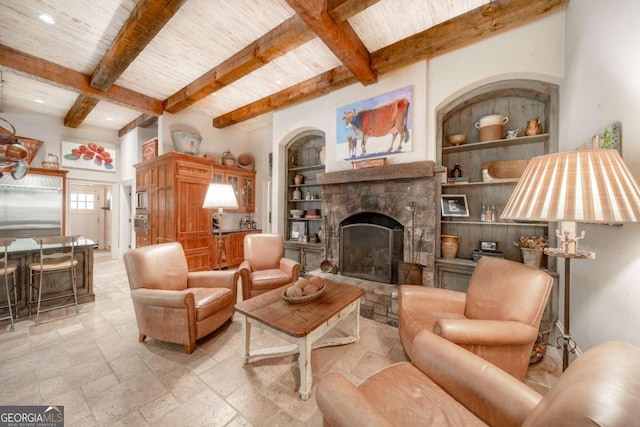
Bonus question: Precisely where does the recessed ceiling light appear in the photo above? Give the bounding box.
[39,13,55,24]
[105,117,113,121]
[275,80,282,86]
[34,99,45,104]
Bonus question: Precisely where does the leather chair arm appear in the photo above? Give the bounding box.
[316,373,395,427]
[433,319,539,346]
[279,257,300,278]
[412,331,542,426]
[399,284,466,314]
[238,260,253,301]
[131,288,195,309]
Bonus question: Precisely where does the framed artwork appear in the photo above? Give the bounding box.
[336,85,413,161]
[576,121,621,154]
[61,140,116,172]
[441,195,469,217]
[291,221,307,240]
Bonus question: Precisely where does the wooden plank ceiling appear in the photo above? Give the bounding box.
[0,0,568,135]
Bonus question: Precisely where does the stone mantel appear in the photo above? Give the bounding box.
[317,161,437,185]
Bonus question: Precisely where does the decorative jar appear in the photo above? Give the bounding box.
[441,234,460,259]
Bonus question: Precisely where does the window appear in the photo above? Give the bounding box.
[70,193,95,210]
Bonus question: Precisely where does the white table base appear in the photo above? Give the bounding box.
[240,298,361,400]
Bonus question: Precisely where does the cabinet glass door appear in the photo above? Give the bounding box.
[242,177,253,209]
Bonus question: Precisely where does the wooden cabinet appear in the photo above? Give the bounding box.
[435,79,559,291]
[284,130,325,274]
[284,242,323,275]
[212,230,259,269]
[135,152,257,271]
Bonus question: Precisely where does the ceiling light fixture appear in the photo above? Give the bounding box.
[39,13,55,24]
[105,117,113,121]
[34,99,45,104]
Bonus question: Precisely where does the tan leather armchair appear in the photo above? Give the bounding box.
[317,330,640,427]
[238,233,300,300]
[399,256,553,381]
[124,242,238,354]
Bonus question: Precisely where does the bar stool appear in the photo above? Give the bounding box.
[28,236,79,322]
[0,237,18,331]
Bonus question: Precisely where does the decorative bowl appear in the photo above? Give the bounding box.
[281,283,326,304]
[447,134,467,146]
[171,130,202,155]
[290,209,304,218]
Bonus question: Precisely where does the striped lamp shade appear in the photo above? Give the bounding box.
[501,149,640,223]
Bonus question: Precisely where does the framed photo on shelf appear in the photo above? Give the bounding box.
[291,221,307,240]
[441,195,469,217]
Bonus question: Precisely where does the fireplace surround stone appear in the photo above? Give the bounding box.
[314,161,437,325]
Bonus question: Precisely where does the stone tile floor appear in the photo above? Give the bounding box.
[0,250,560,426]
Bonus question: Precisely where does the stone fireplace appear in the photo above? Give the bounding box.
[315,161,437,325]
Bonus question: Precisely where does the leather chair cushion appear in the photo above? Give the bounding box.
[251,269,292,290]
[189,287,234,322]
[357,362,487,426]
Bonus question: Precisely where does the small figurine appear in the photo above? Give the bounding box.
[525,118,543,136]
[506,129,519,139]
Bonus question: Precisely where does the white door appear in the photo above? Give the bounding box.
[69,184,102,246]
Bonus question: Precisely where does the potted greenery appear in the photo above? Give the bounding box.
[514,235,548,269]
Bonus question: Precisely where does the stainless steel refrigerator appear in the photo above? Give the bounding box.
[0,173,64,238]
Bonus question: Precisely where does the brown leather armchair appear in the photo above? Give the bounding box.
[399,256,553,380]
[317,330,640,426]
[124,242,238,354]
[238,233,300,300]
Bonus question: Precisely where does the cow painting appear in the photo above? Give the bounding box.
[342,98,410,157]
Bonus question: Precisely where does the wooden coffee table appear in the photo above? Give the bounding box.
[234,281,364,400]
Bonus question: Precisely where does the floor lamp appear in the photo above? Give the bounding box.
[203,183,238,270]
[502,149,640,371]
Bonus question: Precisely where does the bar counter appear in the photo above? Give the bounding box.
[2,237,95,317]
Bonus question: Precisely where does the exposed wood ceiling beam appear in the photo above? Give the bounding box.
[64,96,99,128]
[372,0,570,75]
[118,114,158,138]
[285,0,376,85]
[65,0,187,128]
[213,67,357,128]
[213,0,568,128]
[0,44,163,115]
[91,0,187,91]
[163,0,379,114]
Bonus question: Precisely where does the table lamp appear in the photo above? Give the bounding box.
[501,149,640,371]
[203,183,238,269]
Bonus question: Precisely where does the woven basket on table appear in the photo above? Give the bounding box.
[281,284,326,304]
[237,153,254,170]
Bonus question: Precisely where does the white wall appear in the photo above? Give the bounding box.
[561,0,640,349]
[1,112,120,183]
[271,61,428,234]
[428,11,565,157]
[270,12,565,235]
